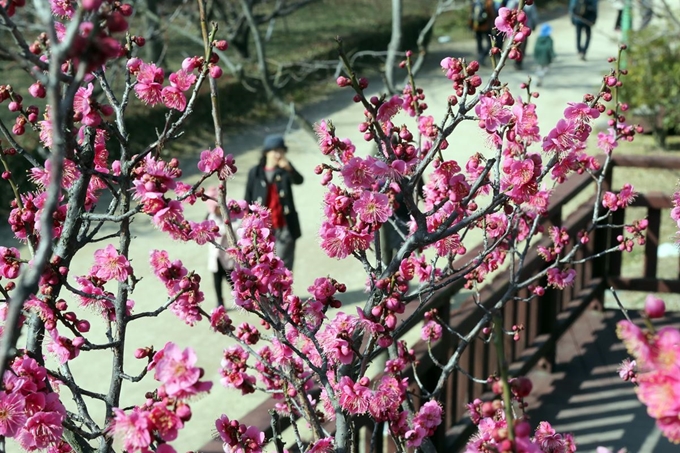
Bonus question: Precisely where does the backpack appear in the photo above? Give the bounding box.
[471,0,489,28]
[574,0,596,17]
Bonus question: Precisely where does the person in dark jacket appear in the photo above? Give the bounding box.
[507,0,539,69]
[569,0,598,60]
[533,23,556,86]
[244,134,304,271]
[469,0,497,63]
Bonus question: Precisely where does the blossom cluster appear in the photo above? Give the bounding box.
[465,376,577,453]
[616,296,680,443]
[108,342,212,453]
[149,250,205,325]
[0,355,68,452]
[215,415,266,453]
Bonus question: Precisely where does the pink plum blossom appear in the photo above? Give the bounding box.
[134,62,164,106]
[0,392,26,437]
[352,190,393,224]
[149,342,213,399]
[91,244,131,282]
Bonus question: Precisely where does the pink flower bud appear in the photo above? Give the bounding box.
[8,101,20,112]
[76,320,90,333]
[644,294,666,319]
[385,313,396,330]
[81,0,103,10]
[209,65,223,79]
[510,376,533,397]
[127,57,142,73]
[176,403,192,420]
[182,57,196,71]
[214,40,228,51]
[100,104,114,116]
[119,3,134,16]
[107,11,129,33]
[64,312,77,322]
[468,75,482,87]
[467,60,480,73]
[28,82,45,98]
[336,76,351,87]
[514,421,531,438]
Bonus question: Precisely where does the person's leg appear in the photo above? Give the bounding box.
[583,25,592,57]
[475,31,485,60]
[535,66,546,86]
[575,23,584,55]
[481,32,491,57]
[213,261,225,307]
[275,227,296,271]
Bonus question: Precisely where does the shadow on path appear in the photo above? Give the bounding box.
[525,307,680,453]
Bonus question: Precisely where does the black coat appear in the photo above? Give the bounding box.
[570,0,598,26]
[244,164,304,239]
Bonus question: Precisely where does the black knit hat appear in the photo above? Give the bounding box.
[263,134,287,151]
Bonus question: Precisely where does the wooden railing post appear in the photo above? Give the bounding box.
[645,208,661,279]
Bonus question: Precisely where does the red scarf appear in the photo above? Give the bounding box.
[266,182,285,229]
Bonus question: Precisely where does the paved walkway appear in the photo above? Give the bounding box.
[0,1,657,451]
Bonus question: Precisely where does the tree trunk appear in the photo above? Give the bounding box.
[409,0,454,79]
[238,0,316,138]
[385,0,403,94]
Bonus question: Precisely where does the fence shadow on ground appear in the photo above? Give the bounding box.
[525,306,680,453]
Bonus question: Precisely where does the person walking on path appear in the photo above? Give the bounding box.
[244,134,304,271]
[612,0,624,30]
[205,186,237,307]
[469,0,497,64]
[533,24,556,87]
[569,0,598,60]
[638,0,653,29]
[507,0,539,69]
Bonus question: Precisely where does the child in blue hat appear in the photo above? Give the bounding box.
[533,24,556,87]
